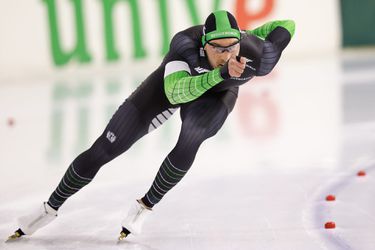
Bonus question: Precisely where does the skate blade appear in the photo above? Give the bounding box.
[5,232,22,243]
[117,232,129,241]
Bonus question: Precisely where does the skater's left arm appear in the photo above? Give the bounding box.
[247,20,295,50]
[246,20,295,76]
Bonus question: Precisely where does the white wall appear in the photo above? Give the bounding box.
[0,0,341,82]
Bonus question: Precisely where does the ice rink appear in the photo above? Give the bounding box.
[1,51,375,250]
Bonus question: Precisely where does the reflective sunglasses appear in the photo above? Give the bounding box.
[207,40,240,53]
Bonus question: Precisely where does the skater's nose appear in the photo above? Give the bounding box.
[219,52,232,64]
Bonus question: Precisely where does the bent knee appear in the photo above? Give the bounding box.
[89,135,120,163]
[180,124,221,144]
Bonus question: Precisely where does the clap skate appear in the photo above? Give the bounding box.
[118,199,152,241]
[6,202,57,242]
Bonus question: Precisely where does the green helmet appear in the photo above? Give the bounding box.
[202,10,241,47]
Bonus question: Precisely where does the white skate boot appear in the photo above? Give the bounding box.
[118,200,152,240]
[6,202,58,242]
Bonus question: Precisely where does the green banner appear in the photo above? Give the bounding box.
[341,0,375,47]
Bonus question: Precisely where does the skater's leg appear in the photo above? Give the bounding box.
[141,95,231,208]
[48,100,149,210]
[120,90,237,237]
[9,98,176,239]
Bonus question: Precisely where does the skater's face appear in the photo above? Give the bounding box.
[204,38,240,68]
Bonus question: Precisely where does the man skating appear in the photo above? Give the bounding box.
[7,10,295,241]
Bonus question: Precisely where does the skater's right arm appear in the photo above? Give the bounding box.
[163,32,229,105]
[164,62,225,105]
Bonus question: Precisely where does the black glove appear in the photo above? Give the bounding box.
[219,61,231,79]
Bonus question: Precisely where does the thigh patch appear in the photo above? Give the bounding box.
[148,108,178,133]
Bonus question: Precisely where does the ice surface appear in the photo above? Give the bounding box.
[1,54,375,250]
